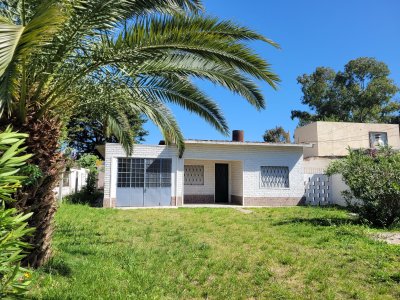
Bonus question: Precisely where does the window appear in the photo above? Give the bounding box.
[184,165,204,185]
[62,171,70,187]
[369,132,388,148]
[260,166,289,188]
[117,158,171,188]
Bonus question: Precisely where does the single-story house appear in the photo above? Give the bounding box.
[100,130,312,208]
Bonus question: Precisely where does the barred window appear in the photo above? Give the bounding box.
[184,165,204,185]
[161,159,172,187]
[117,158,171,188]
[260,166,289,188]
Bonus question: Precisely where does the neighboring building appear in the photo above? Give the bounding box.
[294,121,400,205]
[99,131,311,208]
[54,168,89,200]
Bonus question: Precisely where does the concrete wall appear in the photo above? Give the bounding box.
[294,122,319,158]
[295,121,400,158]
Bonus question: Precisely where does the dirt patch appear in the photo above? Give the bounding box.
[234,207,253,214]
[373,233,400,245]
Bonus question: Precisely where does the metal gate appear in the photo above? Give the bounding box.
[116,158,172,207]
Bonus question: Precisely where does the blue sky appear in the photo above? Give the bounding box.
[143,0,400,144]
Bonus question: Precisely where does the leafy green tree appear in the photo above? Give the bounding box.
[0,1,280,266]
[327,147,400,227]
[0,127,33,298]
[291,57,399,126]
[263,126,290,143]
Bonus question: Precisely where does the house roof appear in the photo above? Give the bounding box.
[96,140,313,158]
[184,139,313,148]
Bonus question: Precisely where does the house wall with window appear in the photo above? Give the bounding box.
[295,121,400,158]
[103,141,307,207]
[182,142,305,206]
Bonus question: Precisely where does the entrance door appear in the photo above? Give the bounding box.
[215,163,229,203]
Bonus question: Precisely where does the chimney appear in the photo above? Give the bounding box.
[232,130,244,142]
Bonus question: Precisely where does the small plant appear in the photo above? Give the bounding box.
[19,164,43,186]
[327,147,400,227]
[71,154,102,205]
[0,127,33,298]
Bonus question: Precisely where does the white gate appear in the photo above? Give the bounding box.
[116,158,172,207]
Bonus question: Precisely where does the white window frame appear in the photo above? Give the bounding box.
[369,132,388,148]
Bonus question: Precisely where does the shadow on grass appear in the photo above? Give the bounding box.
[41,258,72,277]
[273,217,360,227]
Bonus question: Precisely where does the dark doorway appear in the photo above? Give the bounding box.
[215,163,229,203]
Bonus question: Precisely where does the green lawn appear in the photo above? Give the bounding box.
[30,204,400,300]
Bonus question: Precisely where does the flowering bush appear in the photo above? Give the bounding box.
[327,147,400,227]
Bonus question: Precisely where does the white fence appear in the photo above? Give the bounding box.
[54,168,89,201]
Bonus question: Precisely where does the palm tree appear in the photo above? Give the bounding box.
[0,0,279,267]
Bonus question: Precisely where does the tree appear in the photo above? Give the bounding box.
[263,126,290,143]
[66,106,148,156]
[0,1,280,267]
[327,147,400,227]
[291,57,399,126]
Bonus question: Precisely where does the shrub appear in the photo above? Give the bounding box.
[0,209,34,297]
[64,190,103,206]
[67,154,102,206]
[0,127,33,298]
[78,154,99,193]
[327,147,400,227]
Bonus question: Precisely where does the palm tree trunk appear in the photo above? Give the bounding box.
[12,115,65,268]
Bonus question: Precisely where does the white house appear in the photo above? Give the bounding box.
[100,131,311,208]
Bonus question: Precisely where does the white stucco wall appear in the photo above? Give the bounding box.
[54,168,89,200]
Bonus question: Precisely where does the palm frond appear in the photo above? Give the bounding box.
[126,92,185,155]
[106,113,134,155]
[132,74,229,134]
[0,22,23,76]
[118,15,280,87]
[0,1,65,116]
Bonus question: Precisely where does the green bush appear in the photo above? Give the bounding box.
[78,154,99,194]
[0,127,33,298]
[327,147,400,227]
[64,190,103,206]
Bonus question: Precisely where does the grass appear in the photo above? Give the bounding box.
[30,204,400,299]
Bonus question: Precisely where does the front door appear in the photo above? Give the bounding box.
[215,163,229,203]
